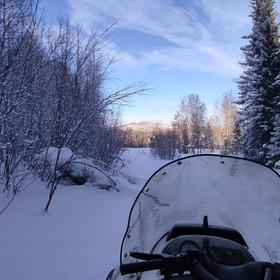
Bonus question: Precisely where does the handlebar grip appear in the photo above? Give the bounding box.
[192,261,219,280]
[120,259,164,275]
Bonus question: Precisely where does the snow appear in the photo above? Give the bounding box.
[275,160,280,169]
[122,148,170,185]
[68,158,115,187]
[0,148,170,280]
[0,185,132,280]
[38,147,115,187]
[38,147,74,169]
[1,148,280,280]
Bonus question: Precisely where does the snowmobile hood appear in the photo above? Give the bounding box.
[120,154,280,265]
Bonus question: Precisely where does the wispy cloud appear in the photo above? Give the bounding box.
[66,0,250,76]
[116,45,241,76]
[67,0,210,44]
[201,0,250,29]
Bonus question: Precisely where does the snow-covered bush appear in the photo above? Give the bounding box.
[37,147,73,169]
[36,147,116,189]
[274,160,280,169]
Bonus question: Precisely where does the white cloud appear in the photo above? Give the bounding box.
[66,0,251,77]
[201,0,250,29]
[67,0,211,45]
[116,45,241,76]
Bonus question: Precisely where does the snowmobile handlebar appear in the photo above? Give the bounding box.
[120,250,280,280]
[120,258,170,275]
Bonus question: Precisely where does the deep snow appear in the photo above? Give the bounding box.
[1,148,280,280]
[0,148,170,280]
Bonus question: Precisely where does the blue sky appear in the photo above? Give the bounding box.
[40,0,280,124]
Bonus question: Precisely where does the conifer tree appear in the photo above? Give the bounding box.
[268,114,280,165]
[269,58,280,165]
[238,0,280,164]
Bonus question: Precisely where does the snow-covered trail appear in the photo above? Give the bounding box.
[0,148,170,280]
[122,148,169,185]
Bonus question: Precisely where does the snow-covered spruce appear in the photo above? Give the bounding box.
[268,113,280,167]
[238,0,280,164]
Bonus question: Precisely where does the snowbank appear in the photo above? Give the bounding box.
[37,147,115,188]
[38,147,74,169]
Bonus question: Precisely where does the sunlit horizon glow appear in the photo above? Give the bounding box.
[41,0,280,124]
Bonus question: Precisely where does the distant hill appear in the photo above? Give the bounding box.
[122,121,172,147]
[123,121,172,131]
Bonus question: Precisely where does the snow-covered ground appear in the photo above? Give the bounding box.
[0,148,170,280]
[1,148,280,280]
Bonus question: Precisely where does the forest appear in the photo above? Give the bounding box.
[1,0,280,212]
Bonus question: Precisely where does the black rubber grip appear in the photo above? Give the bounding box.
[120,259,164,275]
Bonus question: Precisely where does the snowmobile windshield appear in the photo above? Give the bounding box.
[121,155,280,265]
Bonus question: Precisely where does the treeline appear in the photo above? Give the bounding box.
[0,0,142,194]
[125,93,239,153]
[124,122,155,147]
[174,93,239,154]
[149,92,239,160]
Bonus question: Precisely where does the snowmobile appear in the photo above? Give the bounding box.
[107,154,280,279]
